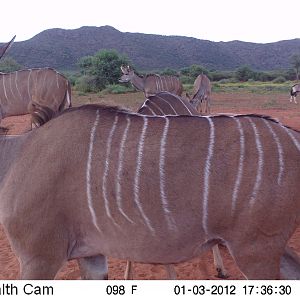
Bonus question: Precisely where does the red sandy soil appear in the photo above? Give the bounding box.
[0,92,299,280]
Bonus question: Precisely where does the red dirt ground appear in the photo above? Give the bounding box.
[0,92,299,280]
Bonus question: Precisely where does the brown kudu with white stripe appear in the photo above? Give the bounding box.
[0,104,299,279]
[187,74,212,115]
[0,67,72,126]
[123,91,227,279]
[119,66,183,97]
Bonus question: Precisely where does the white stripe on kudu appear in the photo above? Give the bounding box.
[231,117,245,213]
[159,117,177,232]
[155,95,178,115]
[9,74,16,100]
[247,117,264,207]
[86,109,102,233]
[203,117,215,235]
[27,69,32,100]
[14,71,22,99]
[263,119,284,185]
[148,100,165,115]
[145,105,155,115]
[176,95,193,115]
[282,125,300,152]
[134,116,155,235]
[102,114,121,228]
[2,76,8,103]
[116,115,135,224]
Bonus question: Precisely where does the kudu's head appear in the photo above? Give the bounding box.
[119,65,134,83]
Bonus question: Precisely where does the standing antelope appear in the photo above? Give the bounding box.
[0,67,72,127]
[187,74,212,115]
[119,66,183,97]
[0,105,299,279]
[0,36,16,60]
[290,83,300,103]
[123,92,227,279]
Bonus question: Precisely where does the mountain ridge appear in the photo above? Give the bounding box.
[5,26,300,71]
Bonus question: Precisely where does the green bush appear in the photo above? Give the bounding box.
[0,57,22,72]
[78,49,130,91]
[75,75,97,93]
[272,76,286,83]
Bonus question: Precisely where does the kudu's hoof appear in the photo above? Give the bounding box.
[215,268,229,279]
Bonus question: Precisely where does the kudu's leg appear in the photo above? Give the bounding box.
[165,264,177,279]
[227,240,282,279]
[280,246,300,280]
[212,245,228,278]
[207,97,211,115]
[124,261,133,280]
[20,256,66,279]
[78,255,108,280]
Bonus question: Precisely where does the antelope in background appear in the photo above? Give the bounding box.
[119,65,183,97]
[186,74,212,114]
[0,37,71,127]
[290,83,300,103]
[0,67,72,127]
[0,104,299,279]
[124,91,228,279]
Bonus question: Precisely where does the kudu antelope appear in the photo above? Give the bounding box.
[119,66,183,97]
[290,83,300,103]
[0,105,299,279]
[0,36,16,60]
[0,67,72,127]
[123,92,228,279]
[187,74,211,115]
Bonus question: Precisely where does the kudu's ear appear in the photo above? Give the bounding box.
[0,35,16,60]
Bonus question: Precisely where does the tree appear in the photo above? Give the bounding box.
[290,54,300,80]
[0,57,22,72]
[235,65,254,82]
[78,49,130,91]
[180,64,209,79]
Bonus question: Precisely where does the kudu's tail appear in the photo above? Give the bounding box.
[28,102,56,127]
[280,246,300,279]
[59,81,72,111]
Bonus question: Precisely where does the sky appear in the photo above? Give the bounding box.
[1,0,299,44]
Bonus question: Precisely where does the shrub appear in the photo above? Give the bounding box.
[272,76,286,83]
[75,75,97,93]
[0,57,22,72]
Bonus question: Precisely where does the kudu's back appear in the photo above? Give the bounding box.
[1,105,299,279]
[138,92,198,116]
[144,75,183,97]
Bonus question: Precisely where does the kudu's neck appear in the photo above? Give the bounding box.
[130,72,145,91]
[0,134,28,185]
